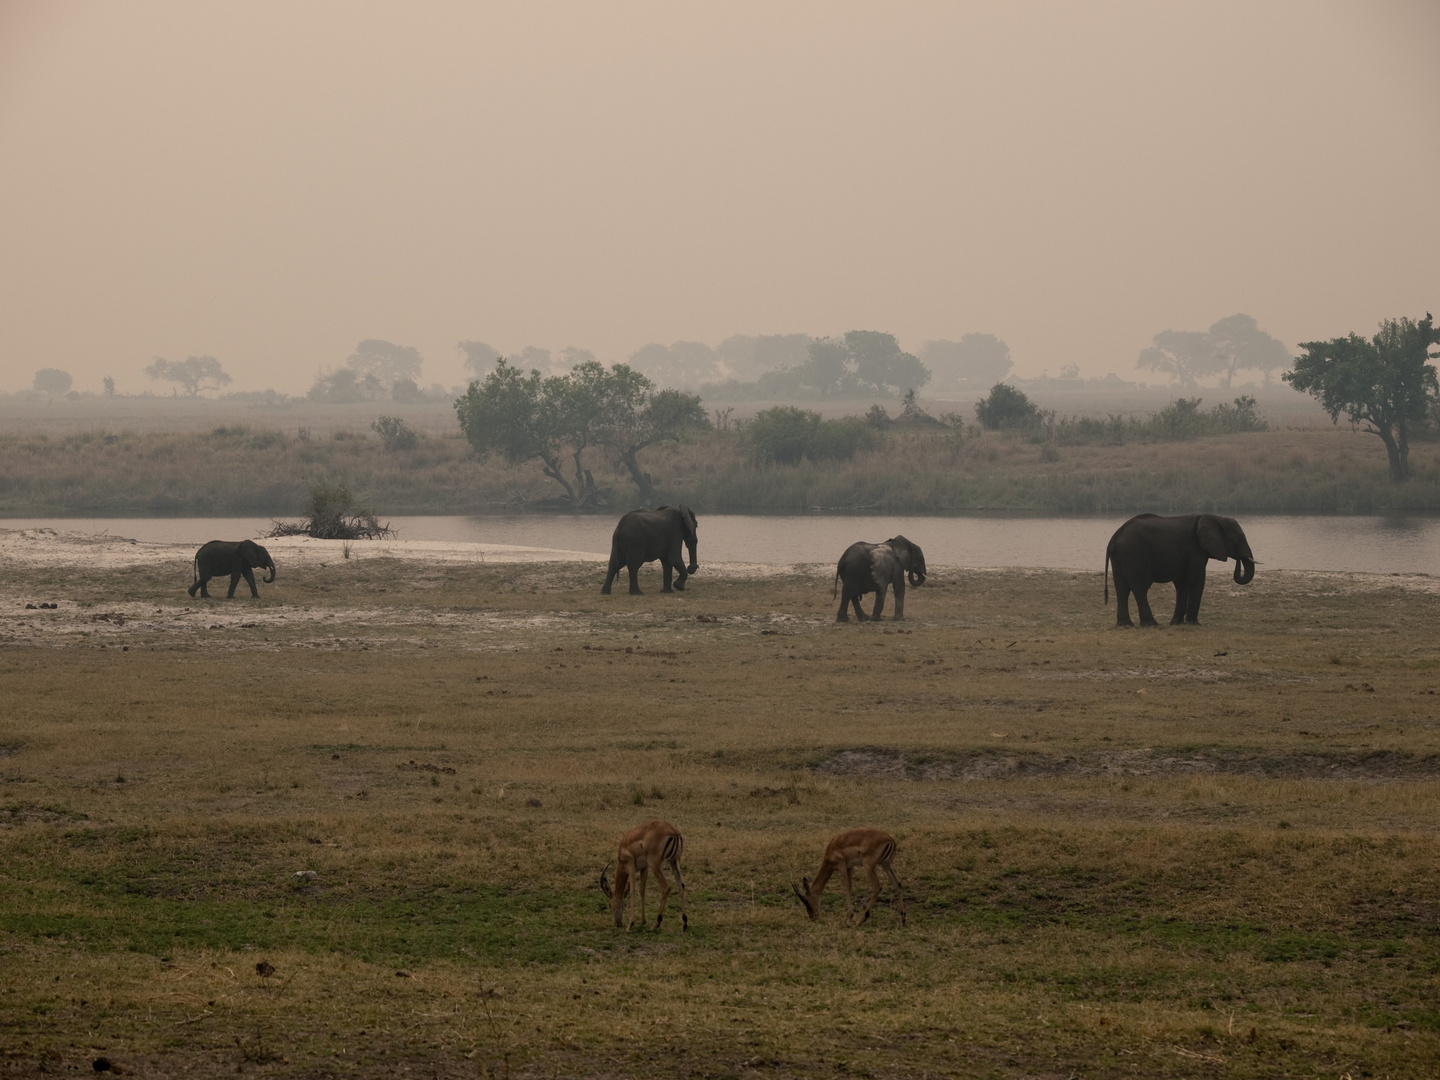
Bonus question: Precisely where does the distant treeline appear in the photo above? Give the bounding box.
[1,410,1436,518]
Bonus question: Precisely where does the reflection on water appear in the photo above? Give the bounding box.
[2,514,1437,575]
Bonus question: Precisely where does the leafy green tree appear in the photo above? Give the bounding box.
[455,359,578,502]
[974,383,1040,430]
[145,356,231,396]
[844,331,930,396]
[588,364,707,503]
[795,338,854,396]
[32,368,72,396]
[548,360,614,507]
[1285,313,1440,481]
[455,358,706,506]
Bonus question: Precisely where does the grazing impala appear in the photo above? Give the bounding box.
[792,828,906,926]
[599,819,688,932]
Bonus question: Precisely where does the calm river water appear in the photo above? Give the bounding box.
[5,515,1438,575]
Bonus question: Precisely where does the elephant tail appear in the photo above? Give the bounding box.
[833,565,842,599]
[193,556,200,588]
[1103,547,1110,604]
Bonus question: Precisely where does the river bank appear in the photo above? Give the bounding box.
[1,424,1437,516]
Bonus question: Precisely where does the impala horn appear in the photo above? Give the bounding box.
[599,862,613,900]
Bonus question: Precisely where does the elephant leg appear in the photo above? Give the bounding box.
[194,576,211,599]
[627,564,643,595]
[672,563,687,591]
[226,571,242,598]
[851,594,868,621]
[1134,585,1159,627]
[1185,567,1207,624]
[892,580,906,621]
[661,562,674,593]
[188,579,201,598]
[602,562,619,594]
[871,584,889,620]
[1113,578,1134,626]
[836,594,850,622]
[243,567,259,598]
[1170,583,1188,625]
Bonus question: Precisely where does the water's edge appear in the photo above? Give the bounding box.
[3,515,1436,575]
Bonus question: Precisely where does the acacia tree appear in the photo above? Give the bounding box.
[454,359,579,503]
[455,358,706,507]
[32,368,72,397]
[1285,313,1439,482]
[145,355,231,396]
[595,367,707,504]
[1137,314,1289,388]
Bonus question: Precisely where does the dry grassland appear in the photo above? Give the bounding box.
[2,544,1438,1078]
[4,423,1439,516]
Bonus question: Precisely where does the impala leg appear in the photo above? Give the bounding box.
[882,861,906,926]
[635,866,647,931]
[649,852,671,930]
[854,859,885,926]
[669,855,689,932]
[840,864,856,923]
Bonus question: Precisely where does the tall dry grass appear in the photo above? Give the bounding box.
[0,422,1437,516]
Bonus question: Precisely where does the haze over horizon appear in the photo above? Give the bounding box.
[2,1,1437,395]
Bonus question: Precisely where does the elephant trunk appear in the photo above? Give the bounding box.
[685,538,699,575]
[908,570,925,587]
[263,562,277,584]
[1234,557,1254,585]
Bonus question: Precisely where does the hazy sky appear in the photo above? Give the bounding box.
[2,1,1437,394]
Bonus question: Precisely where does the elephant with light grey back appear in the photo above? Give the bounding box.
[602,506,699,595]
[1105,513,1255,627]
[834,536,926,622]
[189,539,276,599]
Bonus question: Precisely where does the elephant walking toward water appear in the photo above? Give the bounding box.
[834,536,926,621]
[189,540,276,599]
[1105,513,1255,627]
[602,506,699,595]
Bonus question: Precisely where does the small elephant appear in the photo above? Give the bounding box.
[189,539,276,599]
[1105,513,1255,627]
[602,505,699,595]
[834,536,926,621]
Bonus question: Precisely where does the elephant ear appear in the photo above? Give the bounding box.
[681,506,698,542]
[1196,515,1227,561]
[870,545,899,580]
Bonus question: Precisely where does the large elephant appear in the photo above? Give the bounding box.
[1105,513,1255,627]
[834,536,926,622]
[601,505,699,595]
[189,539,276,599]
